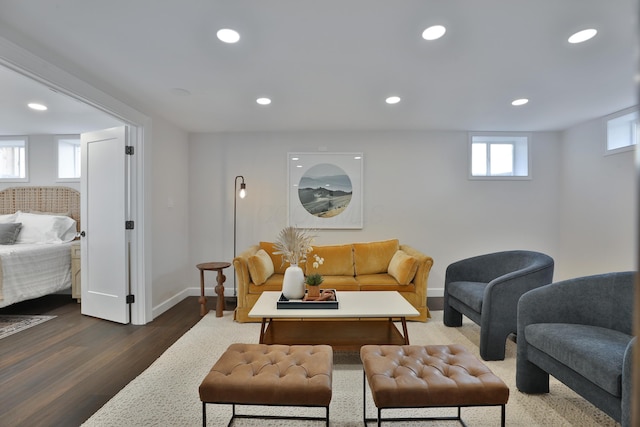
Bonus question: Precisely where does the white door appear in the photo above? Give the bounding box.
[80,126,130,324]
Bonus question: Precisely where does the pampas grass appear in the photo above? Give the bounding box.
[273,226,316,266]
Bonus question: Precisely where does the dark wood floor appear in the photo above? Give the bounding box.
[0,294,443,427]
[0,294,207,427]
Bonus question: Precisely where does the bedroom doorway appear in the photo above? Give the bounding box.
[0,40,151,325]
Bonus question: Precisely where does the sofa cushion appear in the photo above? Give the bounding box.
[248,274,286,293]
[447,281,487,313]
[353,239,399,275]
[388,250,418,285]
[358,274,417,292]
[247,249,275,286]
[525,323,633,396]
[317,275,359,291]
[306,244,354,276]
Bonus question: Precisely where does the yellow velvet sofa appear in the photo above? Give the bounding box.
[232,238,433,323]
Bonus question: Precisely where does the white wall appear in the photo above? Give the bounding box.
[14,117,636,312]
[557,116,637,279]
[0,134,80,192]
[188,130,564,297]
[150,118,191,315]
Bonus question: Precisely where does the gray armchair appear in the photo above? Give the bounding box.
[516,271,636,427]
[443,250,554,360]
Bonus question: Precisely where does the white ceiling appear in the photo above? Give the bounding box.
[0,66,123,135]
[0,0,637,135]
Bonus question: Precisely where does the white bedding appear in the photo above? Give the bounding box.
[0,242,73,308]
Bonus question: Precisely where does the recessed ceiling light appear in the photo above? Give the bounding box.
[511,98,529,106]
[422,25,446,41]
[385,96,401,105]
[256,97,271,105]
[217,28,240,43]
[27,103,47,111]
[568,29,597,44]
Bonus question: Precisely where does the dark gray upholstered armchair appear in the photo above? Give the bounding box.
[516,271,636,427]
[443,250,554,361]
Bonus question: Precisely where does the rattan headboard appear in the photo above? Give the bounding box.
[0,186,80,231]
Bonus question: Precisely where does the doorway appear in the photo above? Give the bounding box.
[0,42,151,325]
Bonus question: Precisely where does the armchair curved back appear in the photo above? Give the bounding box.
[446,250,554,284]
[518,271,635,335]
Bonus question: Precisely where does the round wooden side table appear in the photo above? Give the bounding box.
[197,262,231,317]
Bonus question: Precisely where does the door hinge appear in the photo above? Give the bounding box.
[125,220,135,230]
[125,146,134,155]
[126,294,135,304]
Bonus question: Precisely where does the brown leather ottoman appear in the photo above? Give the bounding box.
[199,343,332,426]
[361,344,509,426]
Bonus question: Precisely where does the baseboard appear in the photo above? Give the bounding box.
[152,288,191,319]
[428,288,444,298]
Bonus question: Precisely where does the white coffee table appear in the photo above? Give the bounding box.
[249,291,419,351]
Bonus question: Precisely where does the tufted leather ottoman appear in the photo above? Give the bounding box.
[361,344,509,426]
[199,343,332,426]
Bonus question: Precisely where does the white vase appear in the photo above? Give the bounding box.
[282,264,305,299]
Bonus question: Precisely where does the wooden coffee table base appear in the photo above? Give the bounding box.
[258,318,410,352]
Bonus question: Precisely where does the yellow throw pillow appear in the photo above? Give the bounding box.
[248,249,275,286]
[388,250,418,285]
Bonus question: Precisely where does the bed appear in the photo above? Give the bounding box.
[0,186,80,308]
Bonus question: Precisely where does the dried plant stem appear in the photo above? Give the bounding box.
[273,226,316,266]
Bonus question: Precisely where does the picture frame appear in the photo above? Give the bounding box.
[287,152,363,229]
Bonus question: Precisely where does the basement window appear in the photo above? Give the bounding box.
[605,108,638,155]
[469,133,530,180]
[0,136,28,181]
[57,135,81,180]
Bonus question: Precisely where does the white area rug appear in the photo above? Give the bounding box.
[0,314,55,339]
[83,311,618,426]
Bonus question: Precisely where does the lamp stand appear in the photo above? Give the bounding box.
[233,175,246,296]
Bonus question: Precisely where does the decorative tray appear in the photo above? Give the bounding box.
[277,289,339,309]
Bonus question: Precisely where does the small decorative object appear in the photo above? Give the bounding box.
[282,264,305,299]
[304,253,325,299]
[277,289,338,309]
[305,273,324,299]
[274,226,316,300]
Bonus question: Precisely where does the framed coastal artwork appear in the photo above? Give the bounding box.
[287,152,363,229]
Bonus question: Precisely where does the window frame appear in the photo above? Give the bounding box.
[468,132,531,180]
[56,134,81,182]
[0,135,29,182]
[604,106,638,156]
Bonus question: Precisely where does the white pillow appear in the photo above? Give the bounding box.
[14,211,77,244]
[0,213,17,224]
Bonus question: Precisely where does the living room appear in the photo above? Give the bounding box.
[0,1,637,425]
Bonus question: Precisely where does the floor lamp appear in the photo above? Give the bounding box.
[233,175,246,296]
